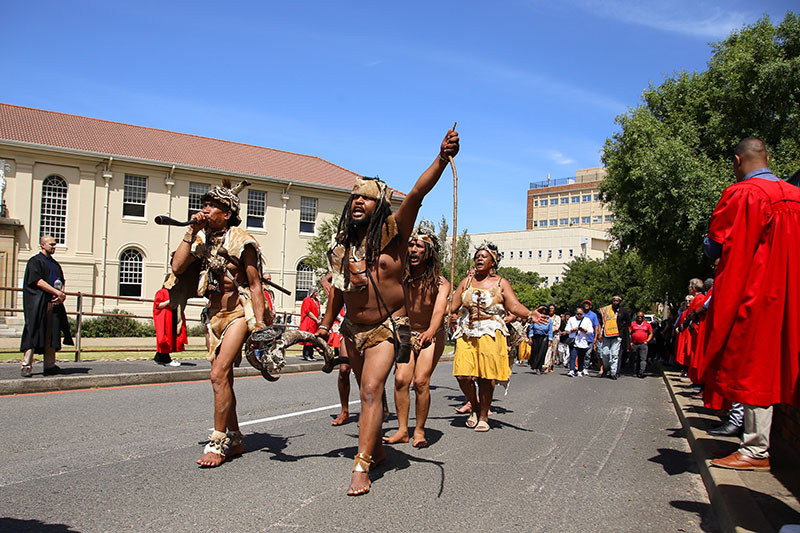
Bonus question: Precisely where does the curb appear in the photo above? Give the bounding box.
[0,362,326,396]
[662,369,776,533]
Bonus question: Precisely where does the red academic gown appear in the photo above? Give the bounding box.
[299,296,320,346]
[688,289,711,384]
[153,288,188,353]
[674,308,694,366]
[699,177,800,407]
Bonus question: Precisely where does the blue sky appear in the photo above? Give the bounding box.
[3,1,794,233]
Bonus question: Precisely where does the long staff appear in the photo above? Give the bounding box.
[448,122,458,300]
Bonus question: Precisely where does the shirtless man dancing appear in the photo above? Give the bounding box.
[169,179,268,467]
[318,128,459,495]
[383,223,450,448]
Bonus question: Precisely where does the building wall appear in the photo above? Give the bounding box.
[1,144,390,320]
[526,167,614,232]
[468,227,610,287]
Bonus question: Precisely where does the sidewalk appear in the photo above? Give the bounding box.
[662,368,800,533]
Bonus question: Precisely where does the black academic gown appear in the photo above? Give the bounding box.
[20,253,73,353]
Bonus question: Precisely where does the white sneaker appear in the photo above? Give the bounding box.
[568,370,575,377]
[576,371,582,377]
[168,360,181,367]
[582,369,589,376]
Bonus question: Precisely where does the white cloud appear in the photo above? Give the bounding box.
[549,150,576,165]
[571,0,754,38]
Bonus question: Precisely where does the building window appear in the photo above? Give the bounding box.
[555,276,560,284]
[593,193,600,201]
[560,197,569,205]
[592,215,602,223]
[540,199,548,207]
[550,219,558,226]
[582,194,591,202]
[119,248,143,297]
[40,175,68,244]
[571,196,580,203]
[534,200,538,207]
[558,249,563,259]
[581,216,590,224]
[544,276,549,285]
[188,182,209,219]
[510,251,514,259]
[540,220,547,227]
[528,250,532,259]
[295,260,314,301]
[560,218,568,226]
[569,249,574,258]
[605,214,615,222]
[247,190,266,229]
[123,174,147,217]
[538,250,542,259]
[547,250,552,259]
[300,197,317,233]
[533,220,538,227]
[570,217,579,225]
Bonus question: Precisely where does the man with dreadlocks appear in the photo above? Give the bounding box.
[383,222,450,448]
[169,179,269,468]
[318,128,459,496]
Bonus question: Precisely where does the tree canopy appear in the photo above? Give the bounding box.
[497,266,550,310]
[601,13,800,300]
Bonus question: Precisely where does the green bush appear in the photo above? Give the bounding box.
[187,324,206,337]
[69,310,156,338]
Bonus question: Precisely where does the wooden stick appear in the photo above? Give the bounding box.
[448,122,458,302]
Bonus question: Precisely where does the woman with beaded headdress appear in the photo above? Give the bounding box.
[449,241,548,432]
[383,221,450,448]
[168,178,270,467]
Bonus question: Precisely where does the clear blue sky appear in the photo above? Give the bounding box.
[4,1,794,232]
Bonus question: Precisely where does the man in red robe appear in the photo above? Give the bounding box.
[299,288,321,361]
[153,287,188,366]
[700,137,800,472]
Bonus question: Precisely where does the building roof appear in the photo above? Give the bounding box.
[0,103,366,191]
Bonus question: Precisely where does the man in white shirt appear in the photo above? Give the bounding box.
[566,307,593,377]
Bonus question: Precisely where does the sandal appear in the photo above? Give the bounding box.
[474,420,490,432]
[348,452,373,496]
[197,430,230,467]
[466,412,478,428]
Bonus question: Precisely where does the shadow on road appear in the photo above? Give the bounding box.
[0,517,79,532]
[669,500,719,532]
[648,447,698,476]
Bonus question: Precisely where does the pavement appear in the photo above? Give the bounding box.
[1,356,798,532]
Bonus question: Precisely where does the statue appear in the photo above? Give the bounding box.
[0,160,9,218]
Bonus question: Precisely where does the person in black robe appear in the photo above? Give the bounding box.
[20,235,72,377]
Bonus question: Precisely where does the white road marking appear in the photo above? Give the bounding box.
[208,400,361,430]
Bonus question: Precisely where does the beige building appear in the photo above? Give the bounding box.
[468,228,610,287]
[526,167,614,232]
[0,103,401,320]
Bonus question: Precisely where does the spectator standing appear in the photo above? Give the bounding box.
[581,299,600,375]
[299,288,321,361]
[528,306,552,374]
[702,138,800,472]
[153,286,187,366]
[20,235,72,377]
[598,295,625,379]
[543,304,561,373]
[629,311,653,378]
[566,307,592,377]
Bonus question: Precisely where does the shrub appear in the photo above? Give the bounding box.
[70,310,155,338]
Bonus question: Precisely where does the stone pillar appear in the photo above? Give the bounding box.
[0,218,23,315]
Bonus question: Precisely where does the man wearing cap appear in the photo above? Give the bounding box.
[318,128,459,496]
[169,179,269,468]
[581,299,600,375]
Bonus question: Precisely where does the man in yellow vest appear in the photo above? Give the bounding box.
[599,295,624,380]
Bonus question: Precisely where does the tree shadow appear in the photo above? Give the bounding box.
[648,447,698,476]
[40,367,91,376]
[0,517,79,532]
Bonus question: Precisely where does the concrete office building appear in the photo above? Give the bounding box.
[0,103,400,321]
[526,167,614,232]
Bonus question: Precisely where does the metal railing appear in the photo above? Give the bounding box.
[0,286,300,361]
[529,177,577,189]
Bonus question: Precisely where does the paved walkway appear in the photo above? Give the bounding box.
[1,356,797,532]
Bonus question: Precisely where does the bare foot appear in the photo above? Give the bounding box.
[412,429,428,448]
[331,411,349,426]
[196,451,225,467]
[228,443,244,458]
[382,430,409,444]
[347,471,371,496]
[455,401,472,414]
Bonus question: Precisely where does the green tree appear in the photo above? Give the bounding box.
[601,13,800,300]
[436,215,472,287]
[495,266,548,309]
[550,249,658,313]
[305,212,341,283]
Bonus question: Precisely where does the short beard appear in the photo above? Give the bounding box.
[351,216,369,228]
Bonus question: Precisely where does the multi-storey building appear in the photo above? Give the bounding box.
[0,103,400,319]
[526,167,614,232]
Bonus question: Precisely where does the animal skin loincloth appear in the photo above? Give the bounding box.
[340,315,409,353]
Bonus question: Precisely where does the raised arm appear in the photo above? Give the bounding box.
[172,213,207,275]
[394,128,459,241]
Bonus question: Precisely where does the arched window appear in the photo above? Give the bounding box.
[40,175,68,244]
[295,260,314,302]
[119,249,143,297]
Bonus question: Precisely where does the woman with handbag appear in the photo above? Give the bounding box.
[449,242,548,432]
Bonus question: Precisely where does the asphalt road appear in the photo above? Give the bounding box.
[1,363,718,532]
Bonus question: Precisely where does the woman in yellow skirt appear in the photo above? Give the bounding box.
[450,242,548,432]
